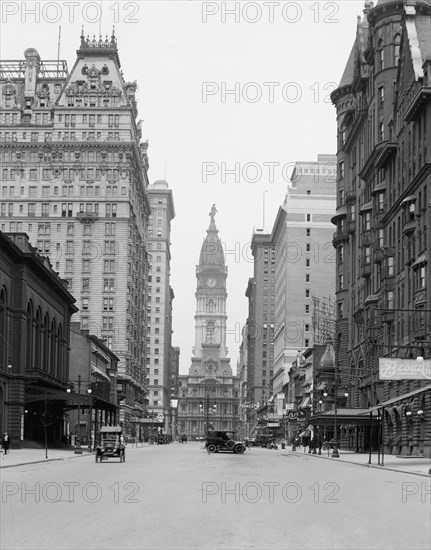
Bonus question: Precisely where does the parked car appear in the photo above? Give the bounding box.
[205,431,246,454]
[249,434,276,449]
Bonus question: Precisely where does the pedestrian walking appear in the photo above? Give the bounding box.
[1,432,11,456]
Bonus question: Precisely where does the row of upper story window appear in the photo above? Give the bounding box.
[1,149,130,163]
[2,184,128,200]
[148,217,164,227]
[0,112,123,127]
[375,36,401,73]
[1,92,122,110]
[0,201,120,218]
[0,131,125,142]
[1,220,118,238]
[2,167,130,182]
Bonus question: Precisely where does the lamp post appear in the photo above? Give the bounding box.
[150,409,153,444]
[67,375,93,454]
[87,387,93,452]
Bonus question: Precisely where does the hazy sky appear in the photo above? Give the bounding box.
[2,0,365,373]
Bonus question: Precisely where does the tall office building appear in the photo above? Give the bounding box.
[271,155,336,381]
[248,233,276,407]
[146,180,175,432]
[0,33,151,436]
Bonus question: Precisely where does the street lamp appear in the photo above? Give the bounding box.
[66,375,93,454]
[199,395,217,436]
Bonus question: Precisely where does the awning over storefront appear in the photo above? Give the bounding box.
[91,364,111,381]
[299,397,311,408]
[363,384,431,413]
[309,408,378,426]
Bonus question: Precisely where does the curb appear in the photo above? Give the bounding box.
[0,452,91,469]
[281,450,431,478]
[0,445,153,469]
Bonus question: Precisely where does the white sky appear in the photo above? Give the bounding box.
[1,0,365,374]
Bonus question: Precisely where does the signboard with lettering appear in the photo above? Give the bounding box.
[285,403,295,410]
[379,358,431,380]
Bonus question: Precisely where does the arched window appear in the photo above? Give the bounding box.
[378,39,384,70]
[394,34,401,65]
[42,313,50,372]
[57,324,63,379]
[50,319,57,377]
[26,302,34,371]
[35,309,42,370]
[206,321,215,342]
[207,299,215,312]
[0,288,8,370]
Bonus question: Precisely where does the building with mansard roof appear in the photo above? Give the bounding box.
[0,32,151,437]
[330,0,431,457]
[177,207,240,439]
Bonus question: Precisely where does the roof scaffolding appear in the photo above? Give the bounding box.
[0,60,68,79]
[312,295,336,345]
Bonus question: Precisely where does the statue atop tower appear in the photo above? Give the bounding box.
[209,204,217,224]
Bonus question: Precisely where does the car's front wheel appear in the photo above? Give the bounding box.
[234,444,245,454]
[207,443,217,453]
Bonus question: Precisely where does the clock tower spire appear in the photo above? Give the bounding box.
[191,206,231,376]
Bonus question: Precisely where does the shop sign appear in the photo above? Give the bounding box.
[379,358,431,380]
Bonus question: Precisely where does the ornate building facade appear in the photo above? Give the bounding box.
[178,207,240,438]
[0,232,77,446]
[0,33,151,436]
[331,0,431,456]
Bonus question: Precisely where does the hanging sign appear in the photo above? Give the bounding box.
[379,358,431,380]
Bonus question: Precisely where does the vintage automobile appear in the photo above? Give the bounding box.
[249,434,276,449]
[95,426,126,462]
[205,430,246,454]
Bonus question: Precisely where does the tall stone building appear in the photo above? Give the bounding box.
[271,155,336,380]
[170,346,180,437]
[178,207,240,438]
[146,180,175,431]
[330,0,431,456]
[247,233,276,408]
[0,32,151,436]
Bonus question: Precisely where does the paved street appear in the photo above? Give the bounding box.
[1,443,430,550]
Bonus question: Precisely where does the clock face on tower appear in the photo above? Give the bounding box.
[206,277,217,288]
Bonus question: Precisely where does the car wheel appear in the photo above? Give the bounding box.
[248,442,254,448]
[234,444,245,454]
[207,443,217,453]
[226,439,235,449]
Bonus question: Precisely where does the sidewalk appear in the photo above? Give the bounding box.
[0,442,151,469]
[283,447,431,477]
[0,447,93,469]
